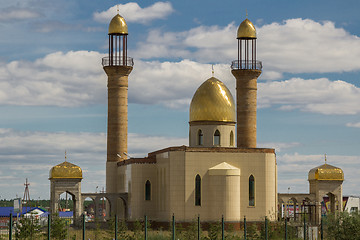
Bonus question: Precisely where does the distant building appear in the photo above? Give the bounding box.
[279,160,344,224]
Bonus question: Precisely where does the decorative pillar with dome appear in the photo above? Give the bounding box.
[308,161,344,224]
[189,76,236,148]
[102,13,134,195]
[231,18,262,148]
[49,160,83,222]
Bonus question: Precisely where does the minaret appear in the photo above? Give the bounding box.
[102,13,133,193]
[231,18,262,148]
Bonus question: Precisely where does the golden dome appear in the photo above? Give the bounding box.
[237,18,256,39]
[49,161,83,179]
[190,77,236,123]
[108,14,128,35]
[308,164,344,181]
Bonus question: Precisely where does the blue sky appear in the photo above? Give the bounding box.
[0,0,359,200]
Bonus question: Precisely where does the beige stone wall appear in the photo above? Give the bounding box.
[189,123,235,148]
[122,148,277,222]
[169,150,276,222]
[126,164,158,220]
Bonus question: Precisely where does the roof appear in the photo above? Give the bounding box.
[49,161,83,179]
[0,207,44,217]
[189,77,236,123]
[237,18,257,39]
[209,162,241,176]
[308,163,344,181]
[108,14,128,35]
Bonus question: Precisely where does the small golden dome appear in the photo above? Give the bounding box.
[108,14,128,35]
[49,161,83,179]
[190,77,236,123]
[237,18,256,39]
[308,164,344,181]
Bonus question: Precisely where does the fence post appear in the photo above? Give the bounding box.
[285,217,287,240]
[48,213,51,240]
[82,214,85,240]
[221,215,224,240]
[265,216,268,240]
[172,214,175,240]
[321,217,323,240]
[144,215,147,240]
[9,213,12,240]
[115,214,118,240]
[197,214,200,240]
[303,215,306,240]
[244,216,247,240]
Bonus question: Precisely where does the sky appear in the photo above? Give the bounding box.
[0,0,359,200]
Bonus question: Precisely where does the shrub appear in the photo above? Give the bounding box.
[325,212,360,240]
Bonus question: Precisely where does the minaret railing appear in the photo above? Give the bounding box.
[231,60,262,70]
[102,56,134,67]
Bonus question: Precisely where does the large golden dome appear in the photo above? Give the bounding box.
[108,14,128,35]
[308,163,344,181]
[190,77,236,123]
[237,18,256,39]
[49,161,83,179]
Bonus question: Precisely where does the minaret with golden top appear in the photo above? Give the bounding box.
[231,17,261,148]
[102,13,133,193]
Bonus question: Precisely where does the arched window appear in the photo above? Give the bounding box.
[195,175,201,206]
[145,180,151,201]
[230,131,234,146]
[249,175,255,206]
[214,130,220,145]
[198,130,203,145]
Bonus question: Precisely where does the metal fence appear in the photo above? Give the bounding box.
[0,213,328,240]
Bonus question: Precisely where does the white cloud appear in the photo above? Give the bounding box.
[133,18,360,77]
[0,51,236,108]
[133,23,237,63]
[346,122,360,128]
[0,8,41,21]
[0,51,106,107]
[258,78,360,115]
[258,18,360,74]
[2,50,359,116]
[93,2,174,24]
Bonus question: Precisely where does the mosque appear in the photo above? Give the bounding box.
[48,12,344,225]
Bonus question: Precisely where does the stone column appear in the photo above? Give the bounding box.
[231,69,261,148]
[103,66,133,194]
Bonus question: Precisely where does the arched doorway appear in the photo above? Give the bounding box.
[58,191,75,224]
[83,197,96,222]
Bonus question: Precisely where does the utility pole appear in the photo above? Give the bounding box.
[23,178,31,212]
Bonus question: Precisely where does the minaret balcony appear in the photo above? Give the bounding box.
[231,60,262,71]
[102,56,134,67]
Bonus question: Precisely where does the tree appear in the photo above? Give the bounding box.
[14,214,41,240]
[50,213,68,240]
